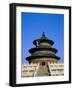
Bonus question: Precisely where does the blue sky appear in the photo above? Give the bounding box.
[21,12,64,64]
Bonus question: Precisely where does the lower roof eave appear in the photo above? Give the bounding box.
[26,55,60,61]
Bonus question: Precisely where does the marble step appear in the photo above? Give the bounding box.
[37,65,49,76]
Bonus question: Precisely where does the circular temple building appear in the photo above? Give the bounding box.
[26,32,60,66]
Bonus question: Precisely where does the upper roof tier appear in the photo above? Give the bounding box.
[33,32,54,46]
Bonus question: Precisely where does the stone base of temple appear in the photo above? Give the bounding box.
[21,63,64,77]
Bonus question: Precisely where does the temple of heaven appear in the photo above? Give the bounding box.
[26,32,60,66]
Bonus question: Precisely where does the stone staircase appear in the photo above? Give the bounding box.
[37,65,49,76]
